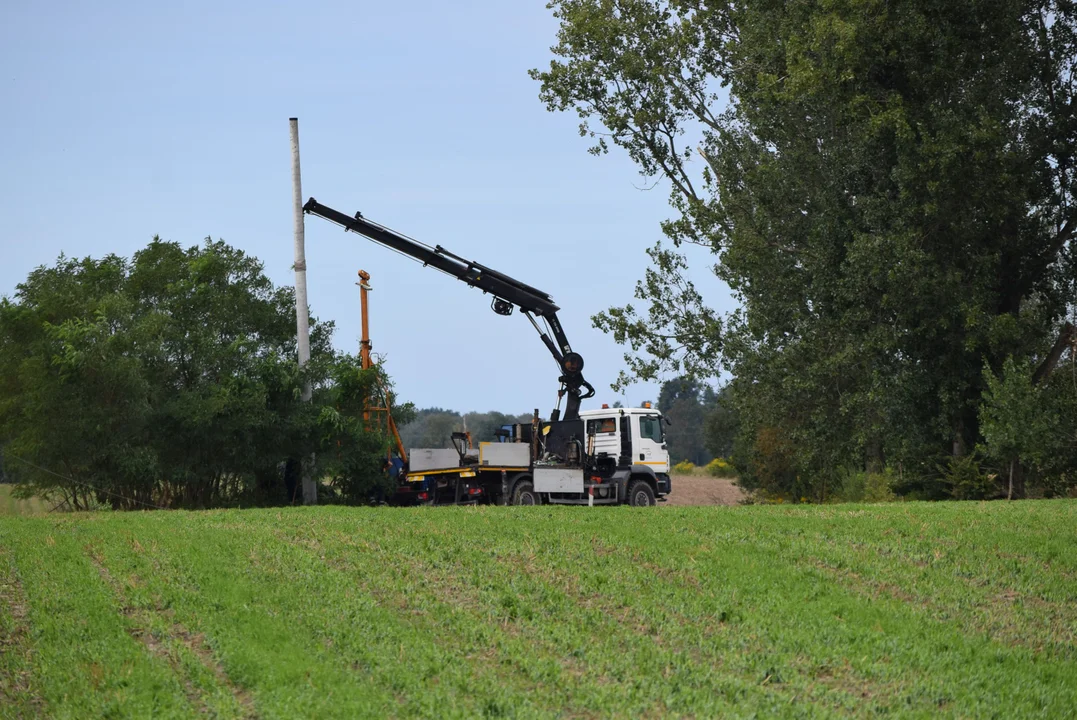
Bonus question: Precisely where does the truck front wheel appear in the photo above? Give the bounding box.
[626,479,656,507]
[512,480,539,506]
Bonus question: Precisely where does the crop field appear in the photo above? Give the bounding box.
[1,502,1076,719]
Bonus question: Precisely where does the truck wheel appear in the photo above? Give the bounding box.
[512,480,539,506]
[627,479,656,507]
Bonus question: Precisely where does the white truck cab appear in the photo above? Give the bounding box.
[578,405,671,498]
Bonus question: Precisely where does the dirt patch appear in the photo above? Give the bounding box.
[663,475,745,506]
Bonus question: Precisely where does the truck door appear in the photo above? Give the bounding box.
[585,416,619,458]
[636,414,669,473]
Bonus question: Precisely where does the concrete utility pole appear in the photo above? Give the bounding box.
[290,117,317,505]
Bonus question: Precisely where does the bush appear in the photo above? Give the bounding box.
[705,458,737,478]
[837,469,896,503]
[672,460,696,474]
[939,455,997,500]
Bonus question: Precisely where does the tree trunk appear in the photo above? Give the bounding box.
[866,435,884,474]
[1007,459,1014,501]
[953,420,967,457]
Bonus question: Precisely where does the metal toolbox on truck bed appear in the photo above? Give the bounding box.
[409,448,461,472]
[478,442,530,467]
[534,467,584,493]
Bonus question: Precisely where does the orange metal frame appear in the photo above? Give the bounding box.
[357,269,408,464]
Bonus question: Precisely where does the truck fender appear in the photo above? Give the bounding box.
[610,466,658,503]
[629,464,658,480]
[627,465,660,500]
[506,472,532,501]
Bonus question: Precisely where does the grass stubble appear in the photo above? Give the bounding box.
[0,500,1075,718]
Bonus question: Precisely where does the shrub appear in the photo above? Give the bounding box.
[837,469,897,503]
[706,458,737,478]
[672,460,696,474]
[938,455,997,500]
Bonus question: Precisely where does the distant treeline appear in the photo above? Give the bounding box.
[399,409,534,449]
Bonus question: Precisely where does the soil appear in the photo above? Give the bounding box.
[662,474,745,506]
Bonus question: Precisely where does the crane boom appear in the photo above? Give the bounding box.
[303,198,595,421]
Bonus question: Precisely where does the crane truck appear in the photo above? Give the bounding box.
[303,198,672,506]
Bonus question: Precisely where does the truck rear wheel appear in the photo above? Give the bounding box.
[626,479,656,507]
[512,480,539,506]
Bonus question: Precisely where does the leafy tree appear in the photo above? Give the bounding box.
[314,357,412,504]
[702,385,739,459]
[0,254,155,509]
[0,239,401,508]
[533,0,1077,496]
[657,376,715,465]
[979,358,1044,499]
[1037,361,1077,496]
[980,353,1077,498]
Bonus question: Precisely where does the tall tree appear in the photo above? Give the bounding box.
[657,376,714,465]
[533,0,1076,492]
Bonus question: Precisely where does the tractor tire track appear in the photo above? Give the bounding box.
[85,544,258,718]
[0,546,42,718]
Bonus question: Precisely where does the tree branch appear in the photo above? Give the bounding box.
[1047,215,1076,259]
[1032,321,1076,384]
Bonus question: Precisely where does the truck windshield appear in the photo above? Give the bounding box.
[639,415,664,443]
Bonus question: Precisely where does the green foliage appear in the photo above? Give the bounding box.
[0,240,402,509]
[4,503,1077,716]
[937,455,998,501]
[705,457,737,478]
[1031,361,1077,496]
[313,358,407,504]
[671,460,696,474]
[978,357,1044,498]
[836,469,897,504]
[658,376,717,465]
[703,385,740,460]
[977,355,1077,498]
[534,0,1077,500]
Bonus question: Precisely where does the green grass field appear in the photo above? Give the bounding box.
[1,502,1075,718]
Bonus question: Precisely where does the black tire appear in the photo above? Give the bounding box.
[626,479,656,507]
[512,480,539,506]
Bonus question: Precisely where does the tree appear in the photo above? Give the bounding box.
[979,358,1045,499]
[702,385,739,459]
[657,376,714,465]
[0,239,402,508]
[314,356,413,504]
[980,352,1077,498]
[533,0,1077,495]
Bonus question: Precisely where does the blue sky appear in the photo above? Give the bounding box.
[1,1,732,414]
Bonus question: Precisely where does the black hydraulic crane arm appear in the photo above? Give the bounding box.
[303,198,595,421]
